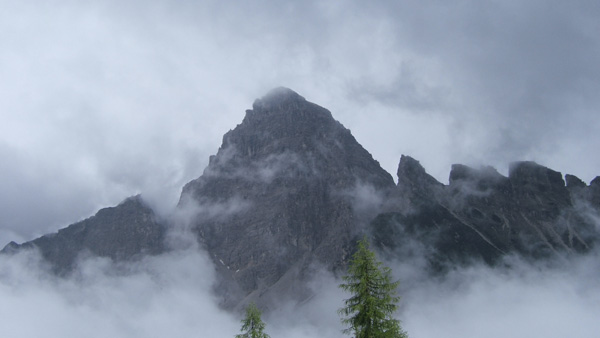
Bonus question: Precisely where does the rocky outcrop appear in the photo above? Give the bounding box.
[1,195,166,274]
[180,87,394,308]
[393,155,443,209]
[373,157,599,271]
[591,177,600,206]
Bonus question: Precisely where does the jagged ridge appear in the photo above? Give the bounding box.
[373,156,600,272]
[2,195,165,274]
[3,87,599,310]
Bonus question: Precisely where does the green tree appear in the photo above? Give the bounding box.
[235,302,271,338]
[339,237,408,338]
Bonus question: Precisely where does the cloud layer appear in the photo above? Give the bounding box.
[0,247,239,337]
[2,0,600,244]
[401,254,600,338]
[2,243,599,337]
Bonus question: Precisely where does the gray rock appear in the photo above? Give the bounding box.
[1,195,165,274]
[394,155,443,209]
[373,158,599,271]
[589,176,600,207]
[565,174,586,190]
[180,87,394,308]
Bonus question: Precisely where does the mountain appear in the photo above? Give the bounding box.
[179,87,395,307]
[2,195,165,274]
[2,87,599,310]
[373,156,600,272]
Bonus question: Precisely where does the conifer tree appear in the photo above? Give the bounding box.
[235,302,270,338]
[339,237,408,338]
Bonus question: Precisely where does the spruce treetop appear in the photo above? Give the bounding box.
[235,302,270,338]
[339,237,408,338]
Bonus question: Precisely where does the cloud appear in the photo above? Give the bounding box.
[265,268,346,338]
[2,0,600,244]
[266,248,600,338]
[401,253,600,338]
[0,247,240,338]
[2,233,600,338]
[202,146,314,183]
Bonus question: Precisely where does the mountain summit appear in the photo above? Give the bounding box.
[180,87,394,307]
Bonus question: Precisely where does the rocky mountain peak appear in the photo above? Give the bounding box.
[565,174,587,189]
[508,161,565,188]
[590,176,600,188]
[192,87,393,196]
[448,164,509,194]
[221,87,341,163]
[2,194,165,274]
[242,87,332,128]
[394,155,442,207]
[251,87,306,111]
[585,176,600,206]
[397,155,433,183]
[180,88,394,308]
[449,164,504,183]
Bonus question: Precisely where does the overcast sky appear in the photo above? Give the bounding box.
[1,2,600,337]
[2,0,600,245]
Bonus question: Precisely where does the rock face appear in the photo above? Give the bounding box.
[1,195,165,274]
[393,154,444,209]
[180,87,394,307]
[373,156,600,271]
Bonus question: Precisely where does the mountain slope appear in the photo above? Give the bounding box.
[180,87,395,306]
[373,156,600,271]
[1,195,165,274]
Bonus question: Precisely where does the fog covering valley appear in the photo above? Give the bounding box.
[2,225,600,337]
[2,1,600,337]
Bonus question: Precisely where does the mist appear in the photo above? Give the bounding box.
[2,235,599,337]
[0,246,239,337]
[402,253,600,338]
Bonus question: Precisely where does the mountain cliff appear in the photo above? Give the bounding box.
[373,156,600,272]
[2,195,165,274]
[2,87,599,310]
[179,87,394,306]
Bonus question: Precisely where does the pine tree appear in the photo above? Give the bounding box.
[235,302,271,338]
[339,237,408,338]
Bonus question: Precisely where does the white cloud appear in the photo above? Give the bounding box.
[401,254,600,338]
[0,247,240,338]
[2,243,600,338]
[2,0,600,243]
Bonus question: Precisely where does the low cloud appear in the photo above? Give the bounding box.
[339,182,387,225]
[0,247,239,338]
[204,146,314,184]
[401,253,600,338]
[2,239,600,337]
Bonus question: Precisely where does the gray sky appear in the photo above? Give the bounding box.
[1,0,600,246]
[2,3,600,336]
